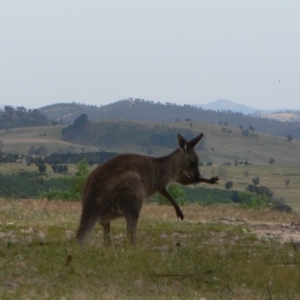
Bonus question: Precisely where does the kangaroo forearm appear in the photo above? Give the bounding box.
[159,187,184,220]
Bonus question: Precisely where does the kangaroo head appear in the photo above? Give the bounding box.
[177,133,203,180]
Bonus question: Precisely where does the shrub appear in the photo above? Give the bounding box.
[269,158,275,164]
[225,181,233,190]
[39,188,80,201]
[156,184,187,206]
[38,164,47,174]
[63,159,90,195]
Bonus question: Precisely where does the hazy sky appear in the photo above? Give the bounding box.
[1,1,300,110]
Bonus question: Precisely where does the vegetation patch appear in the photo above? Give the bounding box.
[0,200,300,299]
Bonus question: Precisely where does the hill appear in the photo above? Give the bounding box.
[39,99,300,139]
[60,119,300,166]
[194,99,259,114]
[1,119,300,166]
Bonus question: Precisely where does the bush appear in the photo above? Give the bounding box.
[39,188,80,201]
[38,164,47,174]
[269,158,275,164]
[42,159,90,201]
[234,191,272,209]
[155,184,187,206]
[60,159,90,196]
[225,181,233,190]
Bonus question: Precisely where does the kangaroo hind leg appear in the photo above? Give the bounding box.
[99,221,111,246]
[117,191,143,246]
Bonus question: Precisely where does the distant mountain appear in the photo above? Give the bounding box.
[39,99,300,139]
[194,99,291,115]
[195,99,260,114]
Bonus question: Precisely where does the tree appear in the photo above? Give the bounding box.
[38,164,47,174]
[218,166,227,177]
[269,158,275,165]
[252,176,260,186]
[225,181,233,190]
[284,179,290,188]
[287,134,293,142]
[243,169,249,178]
[66,159,90,194]
[242,129,249,137]
[257,186,273,198]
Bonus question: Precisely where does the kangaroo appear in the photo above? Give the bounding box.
[76,133,219,246]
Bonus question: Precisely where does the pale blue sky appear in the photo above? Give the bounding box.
[1,0,299,110]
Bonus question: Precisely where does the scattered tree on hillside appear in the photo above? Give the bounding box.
[252,176,260,186]
[242,129,249,137]
[287,134,293,142]
[61,113,88,138]
[225,181,233,190]
[269,158,275,165]
[218,166,228,177]
[284,179,290,188]
[38,164,47,174]
[243,169,249,178]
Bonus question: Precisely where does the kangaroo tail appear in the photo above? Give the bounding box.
[76,206,98,245]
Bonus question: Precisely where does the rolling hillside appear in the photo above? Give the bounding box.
[39,99,300,139]
[1,120,300,166]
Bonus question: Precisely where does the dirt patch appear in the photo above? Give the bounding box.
[143,204,300,243]
[1,200,300,244]
[214,218,300,243]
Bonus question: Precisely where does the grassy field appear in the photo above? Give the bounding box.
[1,121,300,166]
[198,164,300,212]
[0,161,299,212]
[0,125,99,154]
[1,200,300,299]
[260,111,300,122]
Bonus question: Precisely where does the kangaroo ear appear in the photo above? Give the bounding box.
[177,134,188,151]
[188,133,204,149]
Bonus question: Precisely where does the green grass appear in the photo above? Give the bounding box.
[1,199,300,299]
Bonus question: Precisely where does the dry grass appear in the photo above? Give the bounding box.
[197,164,300,213]
[1,199,300,299]
[260,112,300,122]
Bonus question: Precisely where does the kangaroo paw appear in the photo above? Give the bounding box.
[210,176,220,184]
[177,209,184,220]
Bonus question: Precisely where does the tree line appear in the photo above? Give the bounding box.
[0,105,49,129]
